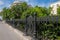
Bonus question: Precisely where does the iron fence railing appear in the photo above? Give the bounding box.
[6,15,60,40]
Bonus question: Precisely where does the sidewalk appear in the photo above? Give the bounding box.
[2,21,32,40]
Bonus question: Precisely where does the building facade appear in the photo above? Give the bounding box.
[50,1,60,15]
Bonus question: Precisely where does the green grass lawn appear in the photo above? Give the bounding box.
[58,36,60,40]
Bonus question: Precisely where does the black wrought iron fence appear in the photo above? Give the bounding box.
[6,14,60,40]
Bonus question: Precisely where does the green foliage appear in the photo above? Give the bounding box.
[37,22,60,40]
[57,6,60,16]
[34,6,48,17]
[21,6,49,19]
[2,2,49,19]
[1,2,60,40]
[1,2,28,19]
[2,8,10,19]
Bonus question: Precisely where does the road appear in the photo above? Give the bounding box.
[0,21,23,40]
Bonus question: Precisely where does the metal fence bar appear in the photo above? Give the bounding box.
[32,13,37,40]
[5,15,60,40]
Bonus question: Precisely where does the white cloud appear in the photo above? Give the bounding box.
[0,1,4,5]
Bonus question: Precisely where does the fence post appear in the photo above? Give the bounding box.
[12,19,15,27]
[32,13,37,40]
[17,19,20,27]
[24,15,29,36]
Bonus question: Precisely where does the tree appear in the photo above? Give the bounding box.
[1,2,30,19]
[47,7,52,15]
[57,6,60,16]
[21,6,49,19]
[2,8,11,20]
[34,6,48,17]
[11,2,29,19]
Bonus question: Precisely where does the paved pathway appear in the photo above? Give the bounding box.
[0,21,31,40]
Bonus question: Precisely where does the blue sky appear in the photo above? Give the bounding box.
[0,0,59,11]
